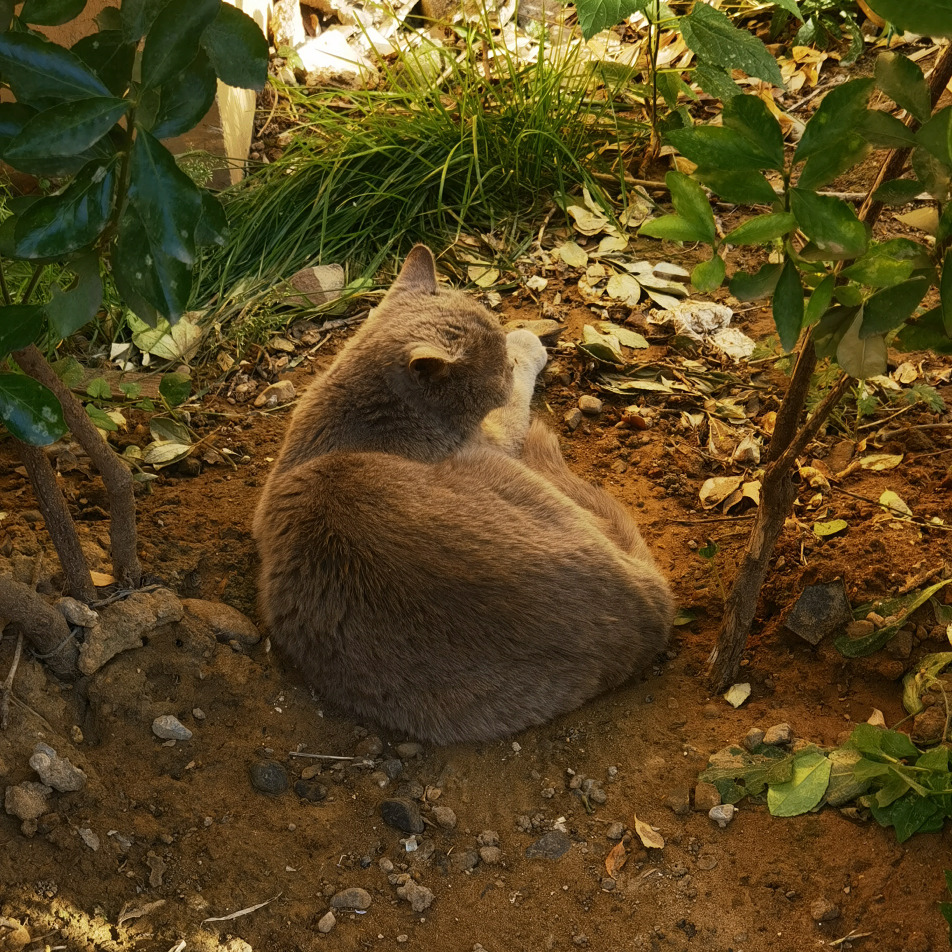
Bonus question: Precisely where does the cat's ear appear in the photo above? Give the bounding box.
[391,245,438,296]
[408,343,455,382]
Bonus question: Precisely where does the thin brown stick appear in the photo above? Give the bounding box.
[15,442,95,603]
[13,344,141,586]
[0,631,23,730]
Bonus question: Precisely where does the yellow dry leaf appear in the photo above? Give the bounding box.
[633,815,664,850]
[604,840,628,878]
[90,571,116,586]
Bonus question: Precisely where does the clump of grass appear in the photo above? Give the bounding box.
[193,22,647,327]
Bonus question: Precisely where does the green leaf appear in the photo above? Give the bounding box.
[769,0,802,19]
[888,795,942,843]
[860,277,929,338]
[574,0,647,40]
[14,158,118,259]
[0,31,112,104]
[722,94,785,170]
[798,135,871,191]
[836,313,887,379]
[150,414,190,443]
[128,128,203,265]
[667,126,776,173]
[692,62,740,101]
[846,724,921,761]
[773,258,803,353]
[917,107,952,165]
[72,30,136,97]
[813,519,847,538]
[767,748,832,817]
[86,376,112,399]
[150,49,216,138]
[140,0,221,89]
[120,0,169,42]
[112,202,191,322]
[864,0,952,37]
[666,170,716,243]
[896,307,952,353]
[0,305,43,357]
[199,0,268,90]
[875,52,930,123]
[44,254,103,339]
[730,261,782,302]
[680,3,784,87]
[691,254,725,292]
[790,188,868,259]
[20,0,86,25]
[873,178,924,205]
[842,251,915,288]
[52,355,85,388]
[912,146,951,202]
[723,212,795,246]
[194,190,228,247]
[804,275,834,327]
[159,371,191,407]
[859,110,917,150]
[119,381,142,399]
[693,169,778,205]
[95,5,123,30]
[638,214,709,243]
[0,373,66,445]
[86,402,118,430]
[4,97,127,169]
[942,250,952,336]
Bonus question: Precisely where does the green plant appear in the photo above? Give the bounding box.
[0,0,267,676]
[635,5,952,689]
[768,0,864,63]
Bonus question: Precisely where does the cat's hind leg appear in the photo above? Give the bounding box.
[479,329,547,457]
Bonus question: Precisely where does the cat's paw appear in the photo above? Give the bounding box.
[506,329,548,377]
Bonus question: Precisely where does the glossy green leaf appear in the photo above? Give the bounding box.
[639,214,708,243]
[20,0,86,25]
[730,261,782,302]
[128,128,203,265]
[159,372,191,407]
[575,0,647,40]
[692,62,740,101]
[834,283,864,307]
[723,212,795,246]
[790,188,868,259]
[847,723,921,760]
[911,145,951,202]
[86,376,112,399]
[666,170,716,243]
[691,254,725,292]
[680,2,784,86]
[0,305,43,357]
[667,126,777,172]
[86,403,118,431]
[194,190,228,247]
[140,0,220,90]
[0,102,32,155]
[864,0,952,37]
[814,305,860,359]
[859,278,929,338]
[0,31,111,104]
[767,748,832,817]
[798,133,871,191]
[44,255,103,339]
[0,373,66,445]
[120,0,169,41]
[722,94,785,170]
[693,169,778,205]
[873,178,924,205]
[875,52,930,123]
[894,307,952,355]
[836,313,887,379]
[72,30,136,97]
[773,258,804,353]
[113,203,191,322]
[95,5,123,30]
[5,97,126,168]
[150,49,216,138]
[794,78,874,172]
[803,275,834,327]
[199,0,268,90]
[14,159,117,258]
[859,110,917,150]
[842,254,914,288]
[917,106,952,164]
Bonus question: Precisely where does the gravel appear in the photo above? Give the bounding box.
[330,887,372,910]
[380,797,425,834]
[525,831,572,859]
[249,761,289,795]
[152,715,192,741]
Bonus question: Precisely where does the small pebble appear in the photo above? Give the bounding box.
[192,708,206,720]
[317,910,336,933]
[397,936,409,944]
[742,728,765,751]
[396,880,434,912]
[249,760,288,795]
[29,744,87,793]
[379,857,394,873]
[810,898,841,923]
[432,805,457,830]
[381,758,404,780]
[4,781,51,822]
[763,723,794,746]
[395,742,423,759]
[579,395,603,415]
[78,827,100,851]
[693,782,721,812]
[525,831,572,860]
[294,779,328,802]
[479,846,503,864]
[355,735,384,758]
[709,804,736,828]
[380,797,425,834]
[152,715,192,741]
[330,887,372,910]
[477,830,499,847]
[564,407,583,431]
[665,787,691,816]
[845,620,875,639]
[606,822,625,841]
[696,854,718,870]
[449,849,479,873]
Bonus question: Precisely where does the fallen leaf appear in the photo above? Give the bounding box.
[91,570,115,586]
[598,321,648,349]
[859,453,903,472]
[879,489,912,519]
[467,265,500,288]
[605,273,643,306]
[597,234,629,255]
[117,899,166,927]
[813,519,848,538]
[604,840,628,877]
[724,683,751,708]
[633,815,664,850]
[896,207,938,234]
[558,241,588,268]
[567,204,610,236]
[525,275,548,291]
[699,475,743,509]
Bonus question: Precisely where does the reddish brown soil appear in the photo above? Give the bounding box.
[1,247,951,952]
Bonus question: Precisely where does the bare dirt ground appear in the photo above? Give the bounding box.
[1,236,952,952]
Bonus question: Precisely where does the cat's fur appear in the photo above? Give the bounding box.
[253,245,674,744]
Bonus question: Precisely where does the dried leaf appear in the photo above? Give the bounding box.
[724,682,751,708]
[859,453,903,471]
[118,899,165,927]
[879,489,912,519]
[467,265,500,288]
[525,275,548,291]
[604,840,628,877]
[597,234,629,255]
[598,321,648,349]
[633,815,664,850]
[813,519,848,538]
[605,273,642,306]
[91,570,115,586]
[579,325,624,364]
[567,204,609,236]
[699,475,743,509]
[201,893,281,925]
[559,241,589,268]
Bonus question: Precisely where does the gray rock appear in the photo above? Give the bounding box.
[810,898,840,923]
[477,830,499,847]
[709,804,736,828]
[181,598,261,647]
[479,846,503,865]
[395,742,423,759]
[693,782,721,812]
[330,887,372,910]
[380,797,424,834]
[317,910,336,934]
[381,758,404,780]
[606,822,625,841]
[763,723,794,746]
[564,407,583,431]
[784,579,853,645]
[54,597,99,628]
[78,827,100,850]
[743,728,765,751]
[5,781,51,822]
[396,880,435,912]
[253,380,296,409]
[355,735,383,758]
[249,760,288,795]
[432,805,457,830]
[152,715,192,741]
[449,849,479,873]
[525,831,572,860]
[665,787,691,816]
[294,779,327,802]
[886,627,914,660]
[29,744,87,793]
[579,395,603,416]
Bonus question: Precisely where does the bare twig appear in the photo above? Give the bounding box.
[0,632,23,730]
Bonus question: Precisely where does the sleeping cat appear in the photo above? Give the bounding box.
[253,245,674,744]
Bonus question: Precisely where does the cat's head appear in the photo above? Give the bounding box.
[369,245,513,430]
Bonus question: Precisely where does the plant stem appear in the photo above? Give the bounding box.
[0,263,11,306]
[0,575,79,681]
[15,441,95,603]
[20,265,44,305]
[13,344,142,587]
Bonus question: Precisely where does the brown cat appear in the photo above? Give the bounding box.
[253,246,674,744]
